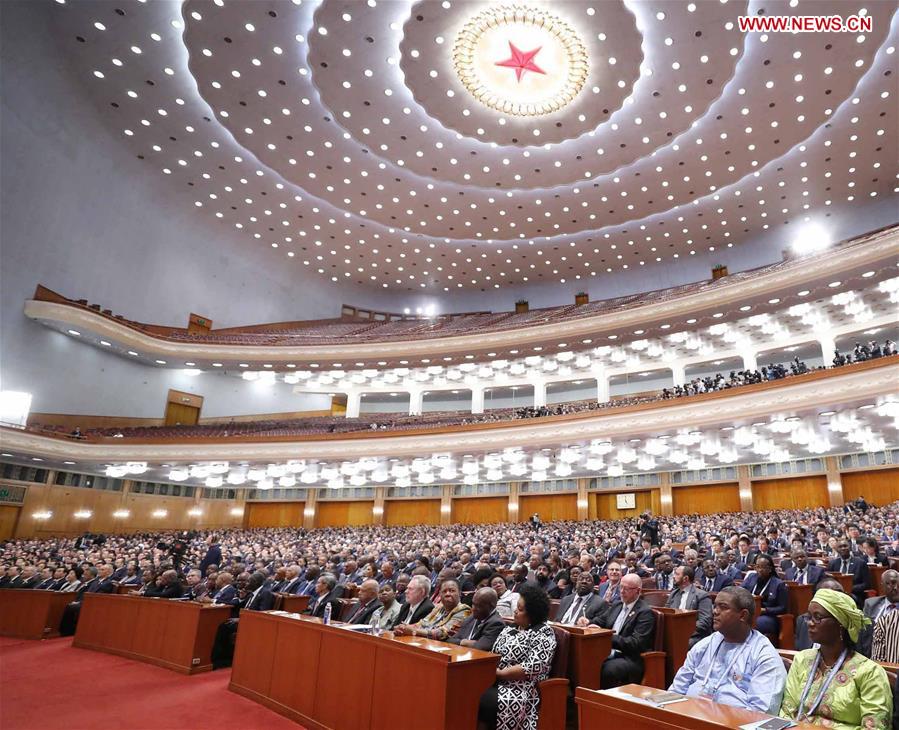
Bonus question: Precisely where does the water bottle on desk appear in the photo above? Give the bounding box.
[323,602,332,625]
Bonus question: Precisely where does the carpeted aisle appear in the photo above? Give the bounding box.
[0,636,305,730]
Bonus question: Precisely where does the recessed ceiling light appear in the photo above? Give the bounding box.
[67,329,80,336]
[155,359,167,365]
[128,351,139,356]
[861,271,876,278]
[828,281,841,288]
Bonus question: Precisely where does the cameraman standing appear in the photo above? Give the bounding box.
[200,534,222,575]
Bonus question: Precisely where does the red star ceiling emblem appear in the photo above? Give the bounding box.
[495,41,546,82]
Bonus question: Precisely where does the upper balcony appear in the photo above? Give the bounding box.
[24,225,899,369]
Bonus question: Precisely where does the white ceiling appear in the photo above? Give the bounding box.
[48,0,899,296]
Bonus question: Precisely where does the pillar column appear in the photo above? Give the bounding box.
[471,387,485,415]
[737,465,753,512]
[597,377,610,403]
[671,362,686,387]
[659,472,674,517]
[508,482,520,523]
[824,456,844,507]
[817,332,837,365]
[345,391,362,418]
[303,489,318,529]
[533,381,547,408]
[440,485,452,525]
[373,487,386,525]
[408,389,424,416]
[742,350,758,372]
[576,478,589,521]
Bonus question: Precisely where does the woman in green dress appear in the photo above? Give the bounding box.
[779,588,893,729]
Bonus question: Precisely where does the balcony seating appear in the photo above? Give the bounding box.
[30,225,895,347]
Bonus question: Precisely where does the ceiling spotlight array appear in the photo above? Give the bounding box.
[49,0,897,293]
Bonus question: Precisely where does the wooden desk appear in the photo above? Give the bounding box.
[74,594,231,674]
[0,590,76,639]
[278,594,310,613]
[115,583,142,594]
[576,684,817,729]
[869,564,887,594]
[786,582,814,617]
[826,573,853,593]
[550,623,613,691]
[230,611,499,730]
[653,608,698,684]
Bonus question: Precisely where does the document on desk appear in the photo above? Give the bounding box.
[598,688,687,706]
[739,719,794,730]
[339,624,375,632]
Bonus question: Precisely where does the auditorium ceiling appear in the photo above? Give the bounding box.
[49,0,898,295]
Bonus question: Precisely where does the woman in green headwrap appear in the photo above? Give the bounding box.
[779,588,893,729]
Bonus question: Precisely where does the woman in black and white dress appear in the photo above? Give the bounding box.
[477,583,556,730]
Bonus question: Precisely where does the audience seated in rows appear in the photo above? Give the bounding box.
[2,501,898,728]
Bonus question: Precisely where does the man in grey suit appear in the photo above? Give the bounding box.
[665,565,713,647]
[558,572,603,626]
[859,569,899,657]
[447,587,506,651]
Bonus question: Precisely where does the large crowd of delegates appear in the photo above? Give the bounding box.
[2,502,899,728]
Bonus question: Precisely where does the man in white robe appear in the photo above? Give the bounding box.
[669,586,787,714]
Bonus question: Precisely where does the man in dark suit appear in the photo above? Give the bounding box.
[279,565,305,595]
[59,565,116,636]
[307,573,343,619]
[183,569,208,601]
[199,535,222,576]
[654,553,675,591]
[557,572,603,626]
[211,572,274,669]
[17,566,42,589]
[394,575,434,625]
[33,568,55,590]
[144,569,185,599]
[586,574,656,688]
[859,569,899,657]
[699,560,733,593]
[241,572,275,612]
[665,566,713,647]
[782,549,825,585]
[447,587,505,652]
[204,572,241,616]
[828,539,870,607]
[344,580,381,624]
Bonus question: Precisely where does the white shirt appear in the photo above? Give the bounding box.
[612,601,636,634]
[405,601,422,622]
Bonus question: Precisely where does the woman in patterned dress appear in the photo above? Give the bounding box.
[477,583,557,730]
[779,589,893,729]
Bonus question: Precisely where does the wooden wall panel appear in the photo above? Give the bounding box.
[0,505,20,541]
[384,499,441,526]
[246,502,305,528]
[13,485,243,538]
[589,490,660,520]
[672,483,741,515]
[841,469,899,504]
[315,501,374,528]
[751,476,828,511]
[452,497,508,524]
[519,494,577,522]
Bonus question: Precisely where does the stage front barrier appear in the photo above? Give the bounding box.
[230,611,499,730]
[74,593,231,674]
[0,590,76,639]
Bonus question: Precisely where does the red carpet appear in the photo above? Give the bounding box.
[0,636,306,730]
